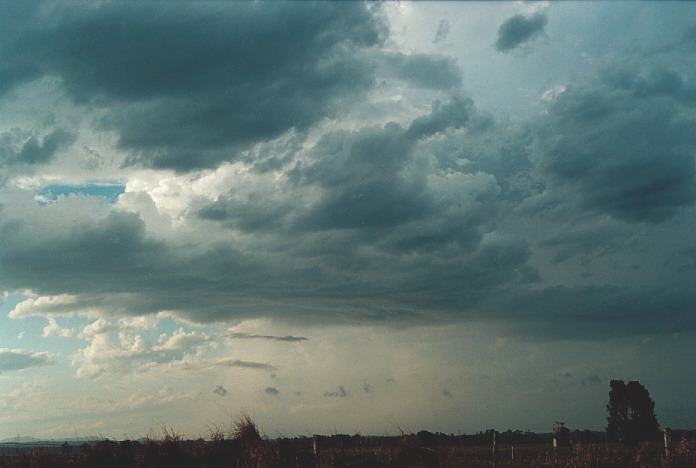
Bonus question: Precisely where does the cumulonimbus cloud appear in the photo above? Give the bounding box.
[1,5,696,344]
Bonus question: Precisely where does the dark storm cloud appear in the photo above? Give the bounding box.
[603,68,696,105]
[6,68,696,341]
[200,97,492,257]
[0,201,281,322]
[297,124,427,231]
[648,24,696,56]
[0,3,546,332]
[0,129,74,166]
[194,100,540,321]
[0,349,52,372]
[198,195,293,233]
[406,98,472,140]
[8,173,695,340]
[495,12,547,52]
[0,184,532,327]
[0,209,171,295]
[2,3,696,346]
[1,94,544,334]
[534,75,696,223]
[540,221,627,264]
[489,285,696,339]
[294,97,476,235]
[0,2,386,171]
[0,3,41,96]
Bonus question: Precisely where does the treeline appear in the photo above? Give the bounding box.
[303,429,603,448]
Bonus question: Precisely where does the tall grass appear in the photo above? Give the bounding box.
[2,416,696,468]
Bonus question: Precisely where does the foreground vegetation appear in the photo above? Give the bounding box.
[2,416,696,468]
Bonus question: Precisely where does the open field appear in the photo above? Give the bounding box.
[2,431,696,468]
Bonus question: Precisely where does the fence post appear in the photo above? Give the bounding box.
[511,444,515,462]
[313,435,320,468]
[492,431,497,468]
[664,428,672,458]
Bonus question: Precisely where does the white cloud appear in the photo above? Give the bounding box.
[10,294,81,319]
[541,84,567,102]
[154,328,212,352]
[41,317,74,338]
[73,320,215,379]
[79,318,117,339]
[0,380,49,413]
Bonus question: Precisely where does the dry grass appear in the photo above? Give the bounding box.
[2,418,696,468]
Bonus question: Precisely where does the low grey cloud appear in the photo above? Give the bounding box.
[540,221,627,264]
[324,386,348,398]
[495,12,547,52]
[0,349,52,372]
[489,285,696,339]
[213,385,227,397]
[379,52,462,90]
[264,387,279,397]
[604,68,696,105]
[213,359,277,372]
[0,128,75,186]
[0,129,74,167]
[226,333,308,343]
[582,375,602,386]
[433,19,450,44]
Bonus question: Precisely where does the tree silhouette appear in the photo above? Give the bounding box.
[606,380,660,444]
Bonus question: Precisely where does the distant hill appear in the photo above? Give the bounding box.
[0,436,41,443]
[0,435,99,444]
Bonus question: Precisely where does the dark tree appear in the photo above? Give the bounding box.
[607,380,629,442]
[606,379,660,444]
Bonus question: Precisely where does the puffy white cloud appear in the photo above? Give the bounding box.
[10,294,82,319]
[72,319,217,378]
[41,317,74,338]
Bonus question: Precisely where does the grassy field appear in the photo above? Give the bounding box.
[3,439,696,467]
[2,418,695,468]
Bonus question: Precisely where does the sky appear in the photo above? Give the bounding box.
[1,1,696,440]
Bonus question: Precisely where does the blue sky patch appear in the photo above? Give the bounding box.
[38,183,125,203]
